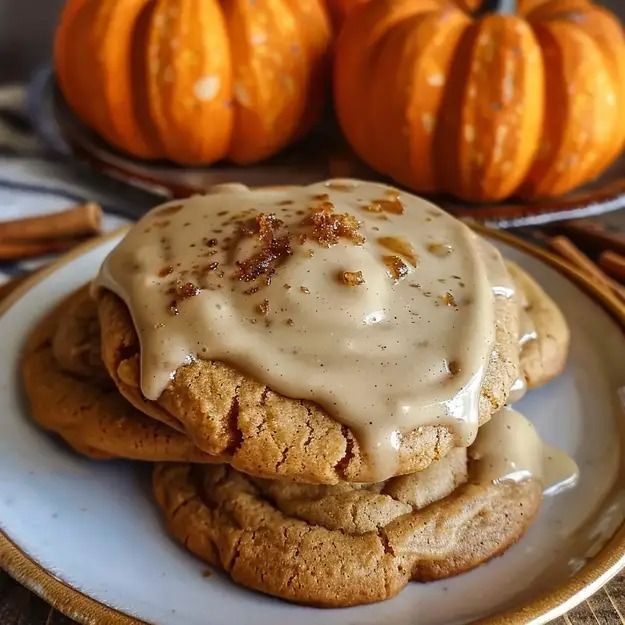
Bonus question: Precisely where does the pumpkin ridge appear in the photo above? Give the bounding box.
[462,14,543,200]
[434,21,480,197]
[130,0,164,158]
[368,7,468,187]
[407,9,470,193]
[334,0,434,166]
[224,0,329,164]
[527,2,625,178]
[96,0,158,158]
[285,0,332,143]
[145,0,233,164]
[520,20,617,196]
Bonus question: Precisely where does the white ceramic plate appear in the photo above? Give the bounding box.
[1,230,625,625]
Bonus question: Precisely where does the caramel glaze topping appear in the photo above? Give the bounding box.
[96,180,516,480]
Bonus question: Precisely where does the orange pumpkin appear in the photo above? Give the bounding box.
[55,0,331,165]
[334,0,625,201]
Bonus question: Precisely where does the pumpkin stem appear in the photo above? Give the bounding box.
[478,0,517,15]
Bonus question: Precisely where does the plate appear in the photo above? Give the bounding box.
[1,228,625,625]
[28,70,625,228]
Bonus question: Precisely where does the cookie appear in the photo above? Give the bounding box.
[152,451,542,607]
[98,287,520,484]
[508,262,570,388]
[21,286,219,463]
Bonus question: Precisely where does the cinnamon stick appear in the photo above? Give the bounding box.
[548,236,613,289]
[548,235,625,302]
[0,202,102,241]
[0,238,81,260]
[599,250,625,284]
[554,220,625,257]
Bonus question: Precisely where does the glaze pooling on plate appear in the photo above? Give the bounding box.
[471,406,579,494]
[95,179,514,480]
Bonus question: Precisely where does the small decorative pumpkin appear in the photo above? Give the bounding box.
[334,0,625,201]
[55,0,331,165]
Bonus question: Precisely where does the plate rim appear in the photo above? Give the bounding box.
[0,226,624,625]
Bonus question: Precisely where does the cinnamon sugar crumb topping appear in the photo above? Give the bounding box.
[176,281,200,299]
[427,242,454,257]
[233,213,293,284]
[448,360,461,375]
[378,237,418,267]
[441,292,457,307]
[257,299,270,315]
[364,195,404,215]
[307,201,364,247]
[382,255,410,281]
[339,270,365,286]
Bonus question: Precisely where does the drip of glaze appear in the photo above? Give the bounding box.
[470,406,579,495]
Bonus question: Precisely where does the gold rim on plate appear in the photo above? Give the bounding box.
[0,226,624,625]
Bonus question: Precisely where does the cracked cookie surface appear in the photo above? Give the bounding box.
[153,452,542,607]
[99,288,520,484]
[21,286,219,463]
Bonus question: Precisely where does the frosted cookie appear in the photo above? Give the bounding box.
[508,262,570,388]
[21,286,219,463]
[96,180,521,484]
[153,408,577,607]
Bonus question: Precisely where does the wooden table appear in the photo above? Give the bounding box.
[1,565,625,624]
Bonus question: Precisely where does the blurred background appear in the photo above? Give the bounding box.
[0,0,65,83]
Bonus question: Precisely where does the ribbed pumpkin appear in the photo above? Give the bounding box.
[334,0,625,201]
[55,0,331,165]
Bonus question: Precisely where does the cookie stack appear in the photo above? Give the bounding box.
[22,180,576,607]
